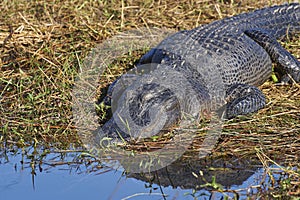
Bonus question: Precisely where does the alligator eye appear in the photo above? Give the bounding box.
[142,93,154,102]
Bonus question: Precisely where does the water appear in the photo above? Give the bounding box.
[0,147,287,200]
[0,150,180,200]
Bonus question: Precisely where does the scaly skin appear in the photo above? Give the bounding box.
[100,3,300,141]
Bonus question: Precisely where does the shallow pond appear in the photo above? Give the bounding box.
[0,147,288,200]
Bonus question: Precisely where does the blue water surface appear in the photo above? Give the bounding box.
[0,150,281,200]
[0,152,188,200]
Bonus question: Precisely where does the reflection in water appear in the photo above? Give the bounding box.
[124,152,263,199]
[128,154,258,189]
[0,146,291,200]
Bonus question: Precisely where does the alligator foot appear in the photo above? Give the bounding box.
[245,28,300,83]
[224,83,266,119]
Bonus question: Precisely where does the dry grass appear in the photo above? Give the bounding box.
[0,0,299,198]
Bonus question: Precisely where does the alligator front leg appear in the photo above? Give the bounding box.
[245,28,300,83]
[224,83,266,119]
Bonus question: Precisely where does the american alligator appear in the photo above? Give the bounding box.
[99,3,300,141]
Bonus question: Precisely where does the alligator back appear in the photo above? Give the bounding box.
[193,3,300,39]
[141,3,300,89]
